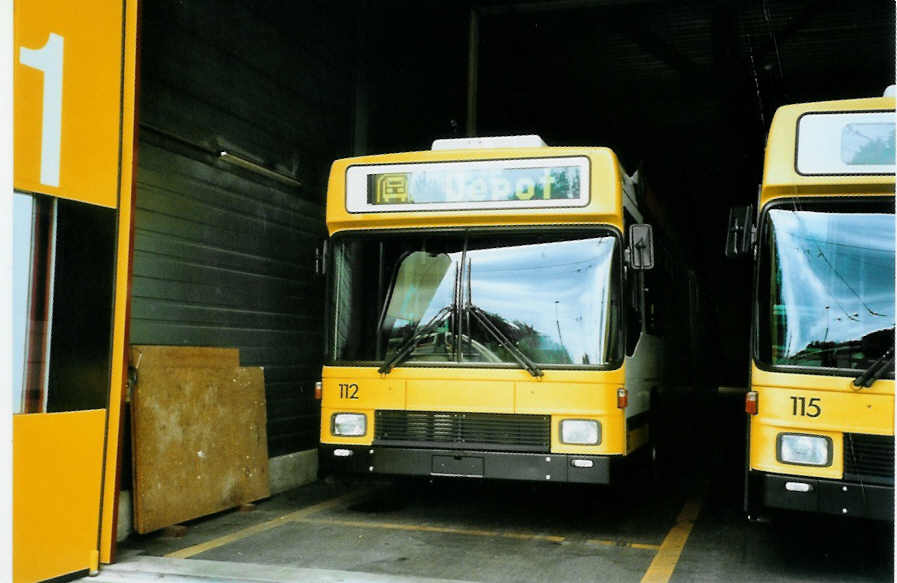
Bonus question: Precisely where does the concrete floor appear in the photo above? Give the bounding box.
[90,392,893,583]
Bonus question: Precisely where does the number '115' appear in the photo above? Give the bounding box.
[790,396,821,417]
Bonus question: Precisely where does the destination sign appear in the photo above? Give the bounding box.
[796,111,895,175]
[345,157,590,213]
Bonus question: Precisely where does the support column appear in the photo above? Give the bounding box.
[466,7,479,137]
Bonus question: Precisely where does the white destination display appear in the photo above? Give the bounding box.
[796,111,895,175]
[345,156,590,213]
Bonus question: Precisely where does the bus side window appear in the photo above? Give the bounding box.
[624,211,642,355]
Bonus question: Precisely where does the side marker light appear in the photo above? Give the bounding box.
[314,381,322,400]
[745,391,758,415]
[617,388,628,409]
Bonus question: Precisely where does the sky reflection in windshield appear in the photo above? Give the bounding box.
[766,208,894,368]
[383,236,617,366]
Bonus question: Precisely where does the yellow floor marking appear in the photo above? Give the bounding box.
[588,539,661,551]
[165,489,371,559]
[639,497,702,583]
[295,517,566,543]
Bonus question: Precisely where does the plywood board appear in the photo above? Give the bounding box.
[129,345,239,370]
[131,366,269,533]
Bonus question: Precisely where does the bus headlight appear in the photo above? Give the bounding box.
[560,419,601,445]
[777,433,831,466]
[332,413,367,437]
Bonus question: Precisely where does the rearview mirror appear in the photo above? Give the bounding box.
[725,205,754,258]
[628,224,654,270]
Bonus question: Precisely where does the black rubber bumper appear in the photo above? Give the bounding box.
[320,444,613,484]
[751,471,894,520]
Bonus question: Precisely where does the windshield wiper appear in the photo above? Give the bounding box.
[853,347,895,388]
[379,306,452,374]
[467,305,543,377]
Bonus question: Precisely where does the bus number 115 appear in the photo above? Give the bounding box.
[790,396,821,417]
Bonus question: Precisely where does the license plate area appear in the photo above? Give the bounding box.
[431,455,484,477]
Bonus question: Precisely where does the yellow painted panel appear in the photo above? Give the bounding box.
[320,366,628,454]
[322,365,623,385]
[749,418,842,479]
[98,0,138,563]
[14,410,106,583]
[322,377,405,410]
[516,380,618,414]
[14,0,125,206]
[752,364,894,396]
[325,148,624,234]
[748,365,893,478]
[753,385,893,436]
[406,380,514,412]
[761,97,895,204]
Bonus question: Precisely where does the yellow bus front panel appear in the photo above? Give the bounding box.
[749,367,894,477]
[320,366,633,483]
[321,366,626,454]
[747,370,894,518]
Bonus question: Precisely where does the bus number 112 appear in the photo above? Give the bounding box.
[339,383,359,399]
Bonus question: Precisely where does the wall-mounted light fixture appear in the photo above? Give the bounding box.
[219,151,302,188]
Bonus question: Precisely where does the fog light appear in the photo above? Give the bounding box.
[332,413,366,436]
[785,481,811,492]
[777,433,831,466]
[560,420,600,445]
[571,459,594,468]
[333,449,353,457]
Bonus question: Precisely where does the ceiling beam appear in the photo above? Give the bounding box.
[476,0,662,16]
[614,16,707,82]
[752,0,836,65]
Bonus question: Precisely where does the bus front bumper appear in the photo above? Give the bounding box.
[320,444,613,484]
[750,471,893,520]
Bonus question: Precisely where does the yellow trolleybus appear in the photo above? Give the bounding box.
[318,135,690,485]
[727,95,895,519]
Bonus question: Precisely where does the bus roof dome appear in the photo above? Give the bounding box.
[431,135,548,150]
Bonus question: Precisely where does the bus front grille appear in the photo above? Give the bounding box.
[843,433,894,484]
[374,410,551,453]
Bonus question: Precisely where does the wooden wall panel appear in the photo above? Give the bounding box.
[131,366,269,533]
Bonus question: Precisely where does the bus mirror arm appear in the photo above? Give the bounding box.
[627,224,654,270]
[725,205,755,258]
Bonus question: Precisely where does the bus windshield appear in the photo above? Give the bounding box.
[330,230,622,369]
[757,201,895,372]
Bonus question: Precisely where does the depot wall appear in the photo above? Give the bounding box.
[127,0,355,474]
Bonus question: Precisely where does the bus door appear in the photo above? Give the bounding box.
[13,1,138,581]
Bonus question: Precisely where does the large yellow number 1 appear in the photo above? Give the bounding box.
[20,33,64,187]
